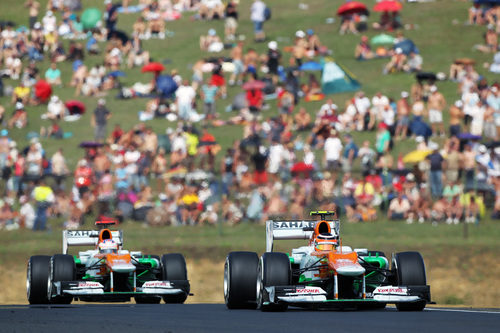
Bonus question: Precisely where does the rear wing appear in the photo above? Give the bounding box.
[62,230,123,254]
[266,220,339,252]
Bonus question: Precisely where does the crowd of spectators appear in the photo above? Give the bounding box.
[1,1,500,231]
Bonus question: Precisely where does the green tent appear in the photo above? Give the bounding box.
[321,60,361,94]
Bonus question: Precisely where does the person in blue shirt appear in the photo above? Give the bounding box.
[342,134,358,172]
[44,62,61,86]
[201,80,218,120]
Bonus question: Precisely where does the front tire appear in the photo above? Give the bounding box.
[49,254,76,304]
[224,251,259,309]
[257,252,291,312]
[161,253,188,303]
[27,256,51,304]
[393,251,427,311]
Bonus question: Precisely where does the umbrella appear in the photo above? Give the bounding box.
[163,167,187,179]
[299,61,323,71]
[454,58,476,66]
[337,1,367,16]
[291,162,314,173]
[374,0,403,12]
[142,62,165,73]
[108,71,126,78]
[81,8,102,30]
[34,80,52,102]
[242,80,266,90]
[198,140,218,147]
[416,72,437,82]
[110,30,129,44]
[156,75,177,97]
[393,39,418,55]
[458,133,482,140]
[79,141,103,148]
[403,150,432,164]
[65,100,86,115]
[371,33,395,45]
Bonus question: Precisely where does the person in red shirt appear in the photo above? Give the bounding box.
[246,88,263,113]
[74,159,93,196]
[199,128,217,171]
[110,124,123,144]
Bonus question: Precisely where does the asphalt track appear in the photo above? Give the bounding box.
[0,304,499,333]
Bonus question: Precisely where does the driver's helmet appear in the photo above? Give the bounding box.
[98,239,118,254]
[314,233,337,251]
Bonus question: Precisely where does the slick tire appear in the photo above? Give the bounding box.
[135,296,161,304]
[50,254,76,304]
[257,252,291,312]
[393,251,427,311]
[27,255,51,304]
[224,251,259,309]
[161,253,188,304]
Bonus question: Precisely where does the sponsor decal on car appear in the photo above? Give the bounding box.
[77,282,102,288]
[273,221,315,229]
[296,287,323,294]
[374,286,408,295]
[142,281,172,288]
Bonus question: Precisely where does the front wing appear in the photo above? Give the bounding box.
[263,285,431,309]
[50,280,190,302]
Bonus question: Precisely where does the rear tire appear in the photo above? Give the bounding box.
[224,251,259,309]
[49,254,76,304]
[27,256,51,304]
[257,252,291,312]
[161,253,188,303]
[393,251,427,311]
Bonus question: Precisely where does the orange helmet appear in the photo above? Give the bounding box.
[314,233,337,252]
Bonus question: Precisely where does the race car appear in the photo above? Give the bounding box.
[27,219,190,304]
[224,211,431,311]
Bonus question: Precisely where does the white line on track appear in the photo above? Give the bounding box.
[425,308,500,315]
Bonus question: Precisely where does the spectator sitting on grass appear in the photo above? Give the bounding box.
[388,192,410,221]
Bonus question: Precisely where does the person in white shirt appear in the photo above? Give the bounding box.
[250,0,266,42]
[268,140,285,175]
[323,129,343,170]
[43,95,65,120]
[354,91,371,129]
[369,92,389,130]
[42,10,56,34]
[380,105,396,129]
[175,80,196,120]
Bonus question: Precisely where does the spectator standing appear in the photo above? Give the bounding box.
[176,80,196,120]
[426,147,445,198]
[92,99,111,142]
[224,0,239,41]
[323,129,343,171]
[201,79,218,120]
[427,85,446,137]
[32,178,54,231]
[266,41,281,85]
[250,0,267,42]
[104,0,119,38]
[25,0,40,29]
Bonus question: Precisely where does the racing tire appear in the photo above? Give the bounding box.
[257,252,291,312]
[27,255,51,304]
[135,296,162,304]
[49,254,76,304]
[161,253,188,304]
[224,251,259,309]
[393,251,427,311]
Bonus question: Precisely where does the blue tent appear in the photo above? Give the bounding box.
[299,61,323,71]
[321,61,360,94]
[156,75,178,97]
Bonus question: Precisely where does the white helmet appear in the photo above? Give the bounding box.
[98,239,118,254]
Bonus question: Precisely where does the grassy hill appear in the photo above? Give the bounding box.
[1,0,500,306]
